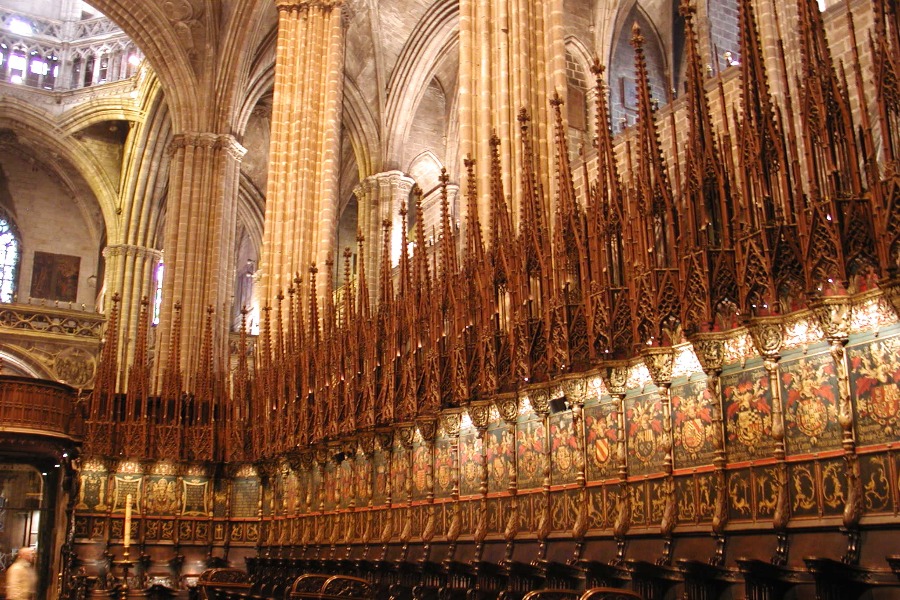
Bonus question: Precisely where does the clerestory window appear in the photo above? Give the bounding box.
[0,214,21,303]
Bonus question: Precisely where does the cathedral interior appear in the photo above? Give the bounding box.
[0,0,899,598]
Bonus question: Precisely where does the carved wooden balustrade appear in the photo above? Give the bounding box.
[0,375,81,439]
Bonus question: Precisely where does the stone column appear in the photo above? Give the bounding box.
[355,171,415,303]
[260,0,345,306]
[156,132,246,382]
[98,98,173,385]
[459,0,564,235]
[102,243,162,377]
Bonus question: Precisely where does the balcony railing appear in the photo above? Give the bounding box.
[0,302,104,339]
[0,376,81,439]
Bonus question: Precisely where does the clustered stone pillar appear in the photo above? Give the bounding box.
[101,101,172,378]
[156,132,246,380]
[459,0,565,232]
[102,243,162,372]
[260,0,345,307]
[354,171,416,302]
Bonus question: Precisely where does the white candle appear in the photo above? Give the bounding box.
[124,493,132,548]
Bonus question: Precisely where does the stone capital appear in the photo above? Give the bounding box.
[276,0,343,12]
[169,132,247,161]
[103,244,163,262]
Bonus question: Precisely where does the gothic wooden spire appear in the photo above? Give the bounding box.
[548,93,582,371]
[356,233,371,319]
[355,231,376,431]
[323,258,341,440]
[341,247,358,435]
[412,188,432,313]
[226,307,250,463]
[187,305,215,461]
[156,300,183,460]
[396,205,417,423]
[398,202,412,301]
[122,296,151,458]
[517,109,551,284]
[734,0,805,316]
[629,22,681,346]
[678,0,739,333]
[551,92,588,296]
[586,60,633,359]
[793,0,874,293]
[464,156,485,271]
[438,169,458,305]
[85,293,120,457]
[379,219,394,309]
[376,219,396,426]
[257,302,273,457]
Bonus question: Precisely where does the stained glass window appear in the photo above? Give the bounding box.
[0,216,20,303]
[152,261,163,325]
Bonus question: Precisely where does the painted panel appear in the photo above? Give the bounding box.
[486,425,514,493]
[516,416,545,491]
[671,378,716,469]
[722,366,774,461]
[182,476,209,516]
[625,393,667,477]
[372,447,389,505]
[860,453,892,513]
[459,431,481,497]
[145,476,179,515]
[780,353,841,454]
[584,400,619,482]
[434,436,455,499]
[76,468,107,512]
[550,411,578,486]
[849,335,900,445]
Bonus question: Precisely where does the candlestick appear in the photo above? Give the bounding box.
[124,493,132,548]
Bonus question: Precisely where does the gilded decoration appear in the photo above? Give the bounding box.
[722,365,774,460]
[780,353,842,453]
[584,399,618,481]
[848,334,900,444]
[859,454,892,513]
[515,415,544,491]
[433,436,454,497]
[671,377,716,468]
[145,476,179,515]
[625,392,666,477]
[486,424,513,494]
[549,411,578,486]
[458,430,480,497]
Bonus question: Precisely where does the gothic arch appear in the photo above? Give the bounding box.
[407,150,445,197]
[82,0,201,132]
[0,347,53,380]
[344,77,382,179]
[605,2,670,132]
[383,0,459,167]
[58,99,145,135]
[0,100,118,243]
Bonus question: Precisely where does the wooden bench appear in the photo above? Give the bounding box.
[288,574,374,599]
[521,588,643,600]
[196,569,252,600]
